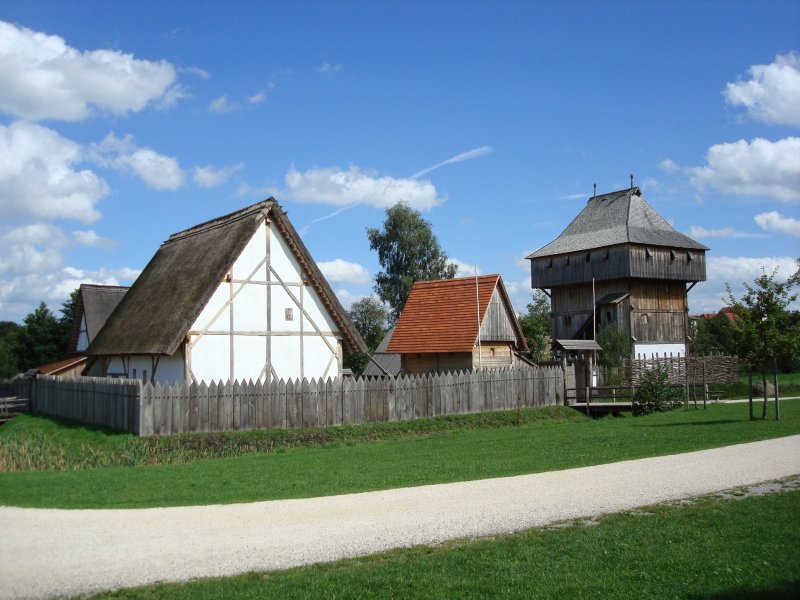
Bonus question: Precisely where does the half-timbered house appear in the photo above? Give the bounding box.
[387,275,530,374]
[86,199,366,384]
[68,284,129,356]
[527,186,707,358]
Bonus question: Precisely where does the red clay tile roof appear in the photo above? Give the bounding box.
[387,275,522,354]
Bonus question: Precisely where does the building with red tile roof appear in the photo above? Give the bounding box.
[386,275,529,374]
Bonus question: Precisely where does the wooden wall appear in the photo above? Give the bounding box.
[550,278,688,344]
[23,367,572,436]
[531,243,706,288]
[479,289,517,343]
[401,352,473,374]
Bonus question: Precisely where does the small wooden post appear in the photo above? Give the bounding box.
[748,368,753,421]
[702,360,707,410]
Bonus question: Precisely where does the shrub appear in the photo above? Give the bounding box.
[633,366,684,416]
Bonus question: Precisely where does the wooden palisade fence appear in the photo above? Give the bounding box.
[16,366,568,436]
[625,353,740,386]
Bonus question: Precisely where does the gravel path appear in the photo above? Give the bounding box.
[2,435,800,599]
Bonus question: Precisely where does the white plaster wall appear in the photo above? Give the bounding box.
[270,285,301,333]
[303,287,339,333]
[634,342,686,358]
[106,357,127,377]
[193,285,229,332]
[233,336,267,382]
[271,336,301,381]
[271,226,302,282]
[303,336,338,380]
[191,335,230,383]
[233,283,267,331]
[234,222,267,280]
[154,354,185,384]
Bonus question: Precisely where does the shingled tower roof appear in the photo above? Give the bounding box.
[527,187,708,259]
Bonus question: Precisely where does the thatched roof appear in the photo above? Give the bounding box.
[87,199,366,357]
[528,187,708,259]
[68,284,128,354]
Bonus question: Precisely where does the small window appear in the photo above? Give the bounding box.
[670,249,676,262]
[132,368,137,379]
[490,348,496,357]
[565,255,570,266]
[565,316,572,326]
[687,252,693,262]
[285,308,294,321]
[143,370,148,383]
[547,258,553,269]
[585,252,590,263]
[646,248,653,260]
[606,311,612,322]
[604,248,610,260]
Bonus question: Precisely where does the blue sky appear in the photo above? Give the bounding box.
[1,0,798,323]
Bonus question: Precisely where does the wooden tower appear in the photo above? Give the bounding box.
[527,187,707,358]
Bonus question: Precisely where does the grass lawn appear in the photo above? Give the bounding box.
[1,400,798,509]
[93,487,800,599]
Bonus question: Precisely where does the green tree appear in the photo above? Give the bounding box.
[517,291,552,362]
[789,257,800,287]
[0,321,21,379]
[689,312,738,355]
[727,270,799,419]
[597,323,632,385]
[344,296,390,376]
[367,202,457,322]
[9,302,65,372]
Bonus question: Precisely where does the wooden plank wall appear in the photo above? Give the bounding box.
[13,367,572,436]
[31,376,141,433]
[137,366,569,436]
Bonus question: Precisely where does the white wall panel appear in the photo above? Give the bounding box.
[303,336,337,379]
[192,284,229,332]
[190,335,231,383]
[271,226,303,283]
[634,342,686,358]
[271,336,301,380]
[233,284,267,331]
[270,285,301,332]
[233,335,267,382]
[303,287,339,333]
[234,221,267,281]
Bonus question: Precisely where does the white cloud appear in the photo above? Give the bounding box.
[688,226,763,239]
[317,259,371,285]
[448,259,482,278]
[90,133,184,190]
[724,52,800,126]
[688,137,800,202]
[0,265,140,323]
[0,224,67,276]
[411,146,494,179]
[193,163,243,188]
[318,63,343,76]
[209,94,237,113]
[689,255,799,313]
[0,121,108,223]
[181,66,210,79]
[514,250,535,271]
[71,230,116,248]
[754,211,800,237]
[0,20,181,121]
[235,182,282,199]
[332,288,364,311]
[659,158,680,173]
[286,165,443,210]
[248,93,265,105]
